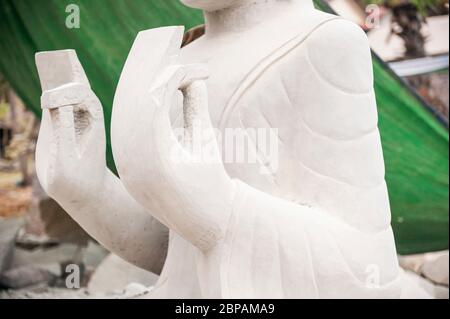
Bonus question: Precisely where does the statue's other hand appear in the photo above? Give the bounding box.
[36,83,107,204]
[149,63,235,213]
[112,27,235,250]
[114,63,235,250]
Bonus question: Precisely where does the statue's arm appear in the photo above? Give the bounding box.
[54,165,169,274]
[302,18,379,141]
[216,21,398,287]
[278,18,389,231]
[217,19,388,233]
[35,51,168,274]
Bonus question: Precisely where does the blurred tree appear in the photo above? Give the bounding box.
[361,0,449,58]
[0,74,10,121]
[0,74,8,100]
[0,74,11,158]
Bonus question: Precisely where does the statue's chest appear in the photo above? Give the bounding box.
[178,38,250,126]
[178,37,310,130]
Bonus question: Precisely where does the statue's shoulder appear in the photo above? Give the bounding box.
[305,11,370,49]
[304,16,374,94]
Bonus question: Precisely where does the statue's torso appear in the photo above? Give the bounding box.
[148,9,399,298]
[177,10,390,233]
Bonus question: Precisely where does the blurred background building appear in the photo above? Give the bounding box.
[327,0,449,122]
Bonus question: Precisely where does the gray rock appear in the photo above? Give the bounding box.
[421,251,449,286]
[38,198,91,245]
[0,265,57,289]
[19,176,92,247]
[399,250,449,287]
[82,241,109,269]
[12,243,81,269]
[0,286,149,299]
[0,287,90,299]
[401,270,449,299]
[0,217,23,273]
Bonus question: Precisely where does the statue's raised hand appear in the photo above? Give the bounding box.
[112,27,236,251]
[35,50,107,204]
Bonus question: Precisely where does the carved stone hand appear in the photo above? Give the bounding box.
[35,50,168,274]
[35,51,107,205]
[112,28,236,251]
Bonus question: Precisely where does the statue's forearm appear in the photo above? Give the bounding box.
[54,169,168,274]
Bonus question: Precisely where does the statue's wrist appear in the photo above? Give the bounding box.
[61,166,110,212]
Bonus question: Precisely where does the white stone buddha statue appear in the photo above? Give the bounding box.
[34,0,416,298]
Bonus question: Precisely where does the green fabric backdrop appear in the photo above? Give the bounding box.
[0,0,448,254]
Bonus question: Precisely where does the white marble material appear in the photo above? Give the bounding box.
[35,50,168,275]
[34,0,426,298]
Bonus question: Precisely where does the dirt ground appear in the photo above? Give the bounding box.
[0,165,32,218]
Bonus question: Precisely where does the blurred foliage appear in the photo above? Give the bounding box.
[0,102,8,120]
[361,0,449,58]
[0,74,9,120]
[362,0,448,15]
[0,73,9,100]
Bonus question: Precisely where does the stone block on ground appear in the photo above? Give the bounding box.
[401,269,449,299]
[0,217,23,273]
[20,177,92,247]
[399,250,449,287]
[421,251,449,286]
[39,198,91,245]
[0,265,57,289]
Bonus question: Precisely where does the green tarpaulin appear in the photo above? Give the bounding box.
[0,0,448,254]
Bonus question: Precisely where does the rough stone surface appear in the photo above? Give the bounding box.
[402,270,449,299]
[11,242,107,270]
[0,287,90,299]
[421,251,449,286]
[11,244,80,269]
[39,198,92,245]
[399,250,449,286]
[0,266,57,289]
[0,285,151,299]
[82,241,109,268]
[0,217,23,273]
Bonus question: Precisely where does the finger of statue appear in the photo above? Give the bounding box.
[150,64,213,158]
[151,92,188,166]
[84,89,104,122]
[150,64,208,106]
[75,92,106,156]
[178,64,210,129]
[149,65,203,163]
[182,81,219,160]
[42,83,105,157]
[176,65,215,157]
[48,105,77,160]
[178,64,209,89]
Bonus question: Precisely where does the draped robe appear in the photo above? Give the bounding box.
[143,8,402,299]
